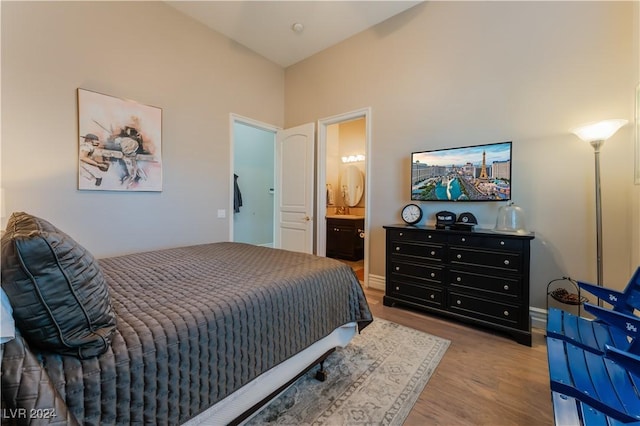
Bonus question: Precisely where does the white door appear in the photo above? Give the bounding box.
[275,123,315,253]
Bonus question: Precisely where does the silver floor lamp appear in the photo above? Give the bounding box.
[571,119,627,306]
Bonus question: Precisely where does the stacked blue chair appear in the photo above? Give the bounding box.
[550,391,640,426]
[547,313,640,423]
[547,267,640,354]
[546,267,640,425]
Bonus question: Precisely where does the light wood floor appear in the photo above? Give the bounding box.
[363,288,553,426]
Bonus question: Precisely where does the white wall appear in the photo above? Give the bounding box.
[1,1,284,257]
[285,1,637,309]
[326,123,341,209]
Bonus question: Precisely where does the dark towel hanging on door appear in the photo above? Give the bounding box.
[233,174,243,213]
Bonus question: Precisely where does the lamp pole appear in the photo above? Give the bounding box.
[591,140,604,306]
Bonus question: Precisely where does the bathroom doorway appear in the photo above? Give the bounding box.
[317,108,371,286]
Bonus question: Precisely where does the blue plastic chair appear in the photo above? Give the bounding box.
[578,267,640,311]
[547,303,639,355]
[547,337,640,424]
[547,267,640,354]
[551,391,640,426]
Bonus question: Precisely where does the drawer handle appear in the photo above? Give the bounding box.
[428,235,432,239]
[461,237,466,242]
[430,272,436,278]
[395,286,400,291]
[456,276,462,282]
[430,294,435,299]
[504,259,510,265]
[457,254,462,259]
[395,266,400,271]
[500,241,505,246]
[456,299,462,305]
[503,310,510,316]
[503,284,510,291]
[430,250,436,256]
[396,246,401,251]
[399,232,404,236]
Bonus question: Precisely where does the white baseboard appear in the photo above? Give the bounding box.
[366,274,385,291]
[530,307,547,330]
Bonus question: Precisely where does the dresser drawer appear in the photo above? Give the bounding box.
[389,281,443,307]
[448,234,523,251]
[390,260,444,284]
[390,241,445,262]
[388,228,447,243]
[448,292,521,327]
[449,247,521,272]
[449,269,521,300]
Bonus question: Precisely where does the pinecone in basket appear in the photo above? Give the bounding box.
[551,288,580,303]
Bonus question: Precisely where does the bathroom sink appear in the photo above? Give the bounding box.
[326,215,365,220]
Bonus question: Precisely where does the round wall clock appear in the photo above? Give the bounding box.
[401,203,423,225]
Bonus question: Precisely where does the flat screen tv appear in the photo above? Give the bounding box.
[411,141,512,201]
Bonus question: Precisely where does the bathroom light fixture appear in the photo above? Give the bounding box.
[571,118,627,306]
[341,154,365,163]
[291,23,304,33]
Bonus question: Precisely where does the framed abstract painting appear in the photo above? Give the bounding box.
[77,88,163,191]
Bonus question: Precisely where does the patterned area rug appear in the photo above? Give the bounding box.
[246,318,450,425]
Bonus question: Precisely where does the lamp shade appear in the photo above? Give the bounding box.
[571,119,628,143]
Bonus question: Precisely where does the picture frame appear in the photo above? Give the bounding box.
[77,88,162,191]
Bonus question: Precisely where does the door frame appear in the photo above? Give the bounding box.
[229,113,280,242]
[317,107,372,285]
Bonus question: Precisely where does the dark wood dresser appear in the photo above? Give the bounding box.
[383,224,534,346]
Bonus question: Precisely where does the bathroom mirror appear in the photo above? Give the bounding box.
[340,165,364,207]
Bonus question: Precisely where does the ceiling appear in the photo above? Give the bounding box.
[166,1,422,68]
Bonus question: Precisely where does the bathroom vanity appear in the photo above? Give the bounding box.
[326,216,365,261]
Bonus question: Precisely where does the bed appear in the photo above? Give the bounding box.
[0,212,373,425]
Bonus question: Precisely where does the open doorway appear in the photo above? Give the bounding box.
[230,114,315,253]
[230,115,277,246]
[317,108,371,287]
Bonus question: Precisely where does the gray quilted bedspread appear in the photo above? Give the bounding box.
[1,242,372,425]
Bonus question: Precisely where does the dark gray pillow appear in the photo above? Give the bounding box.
[1,212,116,358]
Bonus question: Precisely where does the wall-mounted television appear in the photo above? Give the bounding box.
[411,141,512,201]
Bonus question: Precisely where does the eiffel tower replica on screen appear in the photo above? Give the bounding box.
[478,151,489,181]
